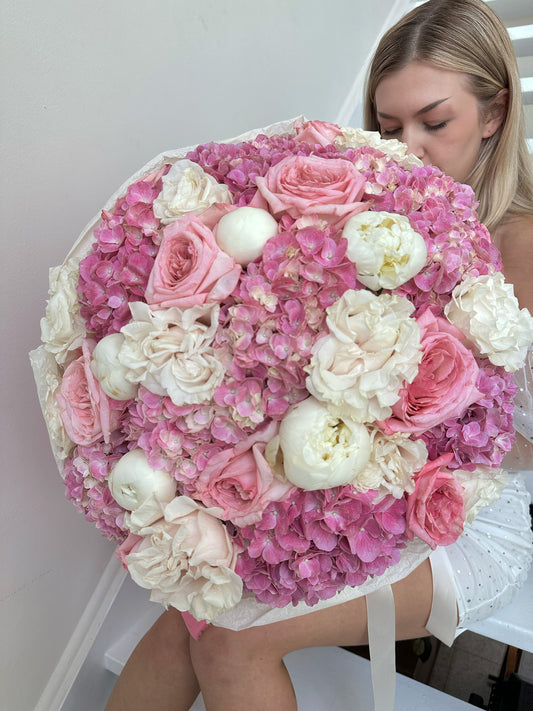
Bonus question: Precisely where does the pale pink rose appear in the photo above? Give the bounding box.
[192,421,294,526]
[381,309,481,434]
[293,119,343,147]
[56,339,122,446]
[126,496,243,622]
[115,532,143,569]
[145,214,241,310]
[254,155,368,229]
[406,454,465,549]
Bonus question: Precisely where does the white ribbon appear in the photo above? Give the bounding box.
[426,546,459,646]
[366,584,396,711]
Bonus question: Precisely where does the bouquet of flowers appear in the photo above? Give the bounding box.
[31,117,533,624]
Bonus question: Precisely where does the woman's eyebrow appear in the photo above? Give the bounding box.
[377,97,451,120]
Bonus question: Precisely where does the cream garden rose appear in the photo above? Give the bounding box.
[342,211,427,290]
[306,290,422,422]
[444,273,533,371]
[153,159,233,225]
[454,466,511,524]
[335,128,423,169]
[125,496,243,622]
[40,258,86,363]
[276,396,371,490]
[356,428,428,499]
[117,301,225,406]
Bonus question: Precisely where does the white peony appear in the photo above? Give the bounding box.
[216,207,278,265]
[335,128,423,169]
[342,211,427,290]
[126,496,243,622]
[91,333,138,400]
[40,258,86,363]
[277,396,371,490]
[153,159,233,225]
[118,301,225,406]
[109,449,177,512]
[454,466,511,524]
[444,273,533,372]
[306,290,422,422]
[356,428,428,498]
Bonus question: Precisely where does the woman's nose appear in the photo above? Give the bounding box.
[402,128,424,160]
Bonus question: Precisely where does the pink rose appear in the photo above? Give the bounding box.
[57,339,123,446]
[293,119,343,147]
[145,214,241,310]
[406,454,465,549]
[381,309,481,434]
[192,421,294,526]
[254,155,368,229]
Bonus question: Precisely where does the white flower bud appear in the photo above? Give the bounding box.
[216,207,278,265]
[91,332,138,400]
[109,449,177,511]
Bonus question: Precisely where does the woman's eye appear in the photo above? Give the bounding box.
[425,121,448,131]
[381,127,401,137]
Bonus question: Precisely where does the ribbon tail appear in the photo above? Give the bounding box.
[426,546,459,646]
[366,584,396,711]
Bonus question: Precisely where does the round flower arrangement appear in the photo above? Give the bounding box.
[31,117,533,624]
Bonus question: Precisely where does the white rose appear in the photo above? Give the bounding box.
[126,496,242,622]
[306,290,422,422]
[277,396,371,490]
[109,449,177,512]
[454,466,511,524]
[216,207,278,265]
[356,428,428,498]
[118,301,225,406]
[40,258,86,363]
[153,160,233,225]
[342,211,427,290]
[335,128,423,169]
[444,273,533,372]
[91,333,138,400]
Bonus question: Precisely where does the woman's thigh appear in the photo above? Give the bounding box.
[193,557,433,660]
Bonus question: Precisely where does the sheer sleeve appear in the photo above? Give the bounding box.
[503,347,533,472]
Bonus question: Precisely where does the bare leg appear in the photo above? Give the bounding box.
[189,558,433,711]
[104,607,200,711]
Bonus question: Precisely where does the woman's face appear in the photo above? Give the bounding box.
[374,61,496,183]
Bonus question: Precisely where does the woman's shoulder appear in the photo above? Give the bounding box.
[493,212,533,246]
[492,212,533,312]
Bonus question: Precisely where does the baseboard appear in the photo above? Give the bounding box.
[34,555,126,711]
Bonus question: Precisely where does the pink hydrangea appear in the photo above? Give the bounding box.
[63,435,129,542]
[234,486,407,607]
[419,362,518,469]
[78,167,169,339]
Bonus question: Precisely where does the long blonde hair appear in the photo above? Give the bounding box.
[363,0,533,231]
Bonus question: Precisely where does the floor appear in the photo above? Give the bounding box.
[414,631,533,708]
[347,631,533,709]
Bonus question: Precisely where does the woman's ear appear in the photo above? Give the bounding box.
[482,88,509,138]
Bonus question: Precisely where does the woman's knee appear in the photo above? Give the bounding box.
[190,625,276,681]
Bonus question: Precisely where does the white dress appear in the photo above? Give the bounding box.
[212,350,533,637]
[450,348,533,633]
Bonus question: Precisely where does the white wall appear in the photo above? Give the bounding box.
[1,1,400,708]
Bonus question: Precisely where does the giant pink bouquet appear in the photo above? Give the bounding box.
[31,118,533,623]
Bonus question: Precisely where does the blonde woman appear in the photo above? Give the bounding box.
[106,2,533,709]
